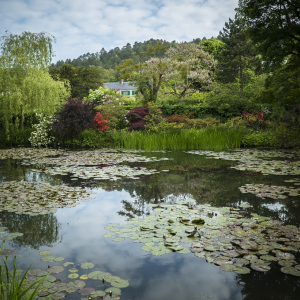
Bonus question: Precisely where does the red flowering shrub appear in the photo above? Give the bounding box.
[241,112,266,130]
[93,112,108,131]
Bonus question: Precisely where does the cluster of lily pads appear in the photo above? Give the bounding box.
[21,149,170,167]
[0,148,65,160]
[239,183,300,199]
[0,181,93,215]
[34,165,162,181]
[105,199,300,276]
[187,149,300,176]
[24,249,129,300]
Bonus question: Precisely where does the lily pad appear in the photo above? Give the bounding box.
[47,265,65,274]
[81,262,95,269]
[281,266,300,276]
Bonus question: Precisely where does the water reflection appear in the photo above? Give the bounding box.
[0,211,61,249]
[1,151,300,300]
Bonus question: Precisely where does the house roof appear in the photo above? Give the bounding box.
[103,81,137,91]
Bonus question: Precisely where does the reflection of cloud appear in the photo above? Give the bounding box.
[261,202,285,212]
[11,187,242,300]
[0,0,239,62]
[139,255,242,300]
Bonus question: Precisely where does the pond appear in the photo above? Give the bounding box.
[0,148,300,300]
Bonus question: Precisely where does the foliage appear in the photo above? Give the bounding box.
[93,112,108,132]
[50,39,173,70]
[241,131,278,147]
[199,38,225,58]
[164,42,216,98]
[114,127,246,151]
[144,102,165,132]
[0,241,48,300]
[241,112,266,130]
[238,0,300,69]
[126,105,149,131]
[51,97,96,142]
[65,128,108,148]
[85,86,118,105]
[49,64,103,98]
[0,31,55,69]
[0,128,33,147]
[217,13,260,93]
[29,114,55,147]
[0,31,70,136]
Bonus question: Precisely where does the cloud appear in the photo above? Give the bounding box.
[0,0,239,62]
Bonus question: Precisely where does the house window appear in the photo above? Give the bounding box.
[121,91,130,96]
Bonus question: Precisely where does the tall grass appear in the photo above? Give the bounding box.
[0,241,49,300]
[113,127,246,151]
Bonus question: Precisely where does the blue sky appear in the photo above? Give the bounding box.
[0,0,238,63]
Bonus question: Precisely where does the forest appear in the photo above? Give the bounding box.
[0,0,299,150]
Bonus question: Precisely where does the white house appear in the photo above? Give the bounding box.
[103,80,137,97]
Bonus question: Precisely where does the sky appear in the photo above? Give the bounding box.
[0,0,239,63]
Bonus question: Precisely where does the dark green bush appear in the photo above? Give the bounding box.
[51,98,96,142]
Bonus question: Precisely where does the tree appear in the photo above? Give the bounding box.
[238,0,300,69]
[0,31,70,136]
[117,42,215,101]
[117,42,170,102]
[49,64,104,97]
[165,42,216,98]
[217,14,260,94]
[199,38,225,58]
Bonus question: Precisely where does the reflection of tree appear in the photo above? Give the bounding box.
[0,159,63,186]
[0,211,61,249]
[238,264,300,300]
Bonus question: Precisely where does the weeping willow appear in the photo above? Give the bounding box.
[0,31,70,140]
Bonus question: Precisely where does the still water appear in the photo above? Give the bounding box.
[0,150,299,300]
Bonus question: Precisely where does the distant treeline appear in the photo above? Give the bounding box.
[50,38,215,70]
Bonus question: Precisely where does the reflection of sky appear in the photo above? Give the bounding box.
[11,187,243,300]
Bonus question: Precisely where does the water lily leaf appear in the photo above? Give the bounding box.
[80,274,89,280]
[41,255,55,262]
[276,252,295,260]
[219,264,237,272]
[250,264,271,272]
[63,262,74,267]
[39,250,52,256]
[278,260,295,267]
[28,268,48,277]
[81,262,95,269]
[47,265,65,274]
[69,268,79,273]
[52,292,66,299]
[90,290,106,297]
[78,287,96,296]
[234,266,251,274]
[54,257,64,262]
[281,267,300,276]
[110,278,129,288]
[105,287,121,295]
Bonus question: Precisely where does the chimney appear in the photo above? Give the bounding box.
[120,79,124,85]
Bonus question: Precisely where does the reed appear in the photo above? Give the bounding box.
[0,241,49,300]
[113,127,246,151]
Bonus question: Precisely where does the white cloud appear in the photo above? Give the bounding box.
[0,0,239,62]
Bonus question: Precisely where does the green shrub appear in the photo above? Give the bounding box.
[65,129,108,148]
[241,131,278,147]
[0,128,33,147]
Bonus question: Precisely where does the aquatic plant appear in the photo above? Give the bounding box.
[115,127,245,151]
[105,199,300,276]
[0,241,48,300]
